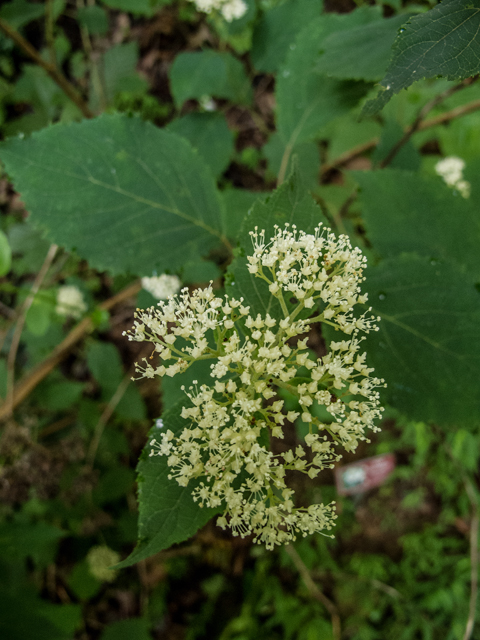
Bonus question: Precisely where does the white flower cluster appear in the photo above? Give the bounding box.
[435,156,470,198]
[56,285,87,319]
[191,0,248,22]
[142,274,181,300]
[86,546,120,582]
[125,223,385,549]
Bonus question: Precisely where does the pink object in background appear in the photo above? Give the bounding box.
[335,453,396,496]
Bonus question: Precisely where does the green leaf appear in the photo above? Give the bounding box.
[0,229,11,276]
[77,5,109,36]
[0,114,226,275]
[277,13,372,149]
[0,521,65,565]
[101,42,147,105]
[161,358,212,413]
[0,587,80,640]
[40,379,85,411]
[116,384,146,420]
[315,13,411,82]
[226,170,329,318]
[169,51,252,106]
[166,112,234,179]
[355,169,480,279]
[101,0,151,14]
[93,467,135,505]
[100,618,152,640]
[182,259,222,284]
[8,222,50,275]
[0,1,44,29]
[220,188,266,240]
[87,341,123,395]
[161,360,212,412]
[68,561,102,600]
[250,0,323,73]
[117,403,221,567]
[263,133,320,190]
[371,120,421,170]
[25,294,54,336]
[363,0,480,116]
[363,255,480,427]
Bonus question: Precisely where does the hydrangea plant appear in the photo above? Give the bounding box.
[125,223,385,549]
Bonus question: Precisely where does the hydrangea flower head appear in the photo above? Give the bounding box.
[191,0,247,21]
[56,285,87,319]
[125,223,385,549]
[142,274,181,300]
[435,156,470,198]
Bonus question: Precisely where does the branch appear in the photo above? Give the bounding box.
[379,77,477,169]
[322,80,480,175]
[86,367,135,469]
[6,244,58,416]
[0,16,94,119]
[463,476,479,640]
[0,280,142,422]
[285,544,341,640]
[444,442,479,640]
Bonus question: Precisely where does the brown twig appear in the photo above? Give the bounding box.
[444,442,479,640]
[86,368,135,469]
[285,544,341,640]
[463,476,479,640]
[45,0,56,67]
[379,77,477,168]
[5,244,58,416]
[322,80,480,175]
[0,16,94,119]
[0,280,142,422]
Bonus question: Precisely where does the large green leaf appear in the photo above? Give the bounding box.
[220,188,266,240]
[101,0,151,14]
[362,255,480,427]
[315,13,412,82]
[0,584,80,640]
[169,51,252,107]
[166,112,234,179]
[0,114,227,276]
[276,12,373,153]
[263,133,320,190]
[117,402,221,567]
[250,0,323,73]
[355,169,480,279]
[226,170,329,318]
[364,0,480,116]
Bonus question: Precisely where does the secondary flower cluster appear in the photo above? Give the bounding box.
[190,0,248,22]
[56,284,87,319]
[142,274,181,300]
[435,155,470,198]
[125,224,385,549]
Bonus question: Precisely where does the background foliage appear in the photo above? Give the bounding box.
[0,0,479,638]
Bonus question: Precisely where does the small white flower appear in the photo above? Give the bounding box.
[56,285,87,319]
[142,274,181,300]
